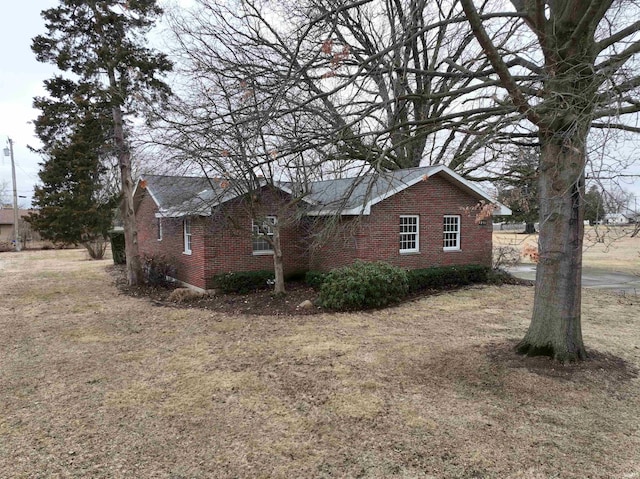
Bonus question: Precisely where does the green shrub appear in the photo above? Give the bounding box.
[213,270,275,294]
[284,270,307,282]
[109,230,126,265]
[319,261,409,311]
[406,265,489,293]
[142,254,177,287]
[305,270,327,289]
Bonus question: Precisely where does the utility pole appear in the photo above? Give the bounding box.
[3,138,21,251]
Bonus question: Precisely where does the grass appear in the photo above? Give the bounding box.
[0,248,639,478]
[494,226,640,274]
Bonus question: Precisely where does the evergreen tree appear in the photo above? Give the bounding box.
[584,186,606,225]
[496,149,539,234]
[32,0,172,284]
[27,79,118,259]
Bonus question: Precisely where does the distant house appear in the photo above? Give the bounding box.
[0,208,33,243]
[133,166,511,291]
[604,212,631,225]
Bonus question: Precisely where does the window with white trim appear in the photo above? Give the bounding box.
[399,215,419,253]
[183,218,192,254]
[252,216,276,254]
[443,215,460,250]
[157,218,163,241]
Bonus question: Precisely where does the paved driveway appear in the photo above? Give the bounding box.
[508,264,640,293]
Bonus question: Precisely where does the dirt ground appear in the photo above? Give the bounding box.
[1,248,640,478]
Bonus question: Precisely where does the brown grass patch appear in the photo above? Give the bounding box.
[2,249,640,478]
[494,227,640,274]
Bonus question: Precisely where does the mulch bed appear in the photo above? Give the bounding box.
[109,265,534,317]
[108,264,322,316]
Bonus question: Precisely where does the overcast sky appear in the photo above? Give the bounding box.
[1,1,638,211]
[0,1,59,207]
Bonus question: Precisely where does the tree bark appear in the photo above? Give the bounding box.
[516,131,587,361]
[109,68,143,286]
[271,225,286,294]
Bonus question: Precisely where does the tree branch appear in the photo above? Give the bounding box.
[460,0,540,126]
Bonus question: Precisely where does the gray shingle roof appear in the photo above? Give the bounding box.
[300,166,440,214]
[139,175,242,216]
[137,166,511,217]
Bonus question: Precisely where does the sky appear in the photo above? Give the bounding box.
[1,1,639,211]
[0,1,58,207]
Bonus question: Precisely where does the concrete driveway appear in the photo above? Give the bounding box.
[508,264,640,293]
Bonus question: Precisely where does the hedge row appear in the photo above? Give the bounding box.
[406,264,489,293]
[306,264,488,293]
[210,263,489,307]
[212,270,275,294]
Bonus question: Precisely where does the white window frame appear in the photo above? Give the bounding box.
[443,215,461,251]
[399,215,419,253]
[183,218,192,255]
[252,216,276,255]
[157,218,163,241]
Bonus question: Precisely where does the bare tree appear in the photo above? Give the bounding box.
[160,0,526,178]
[151,57,321,293]
[460,0,640,360]
[0,180,9,206]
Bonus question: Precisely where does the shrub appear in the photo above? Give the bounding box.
[213,270,274,294]
[83,237,108,260]
[305,270,327,289]
[492,246,520,270]
[142,254,177,287]
[284,270,307,282]
[318,261,409,311]
[109,230,126,265]
[406,265,489,293]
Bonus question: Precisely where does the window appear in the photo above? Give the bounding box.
[183,218,192,254]
[157,218,163,241]
[252,216,276,254]
[399,215,419,253]
[443,215,460,250]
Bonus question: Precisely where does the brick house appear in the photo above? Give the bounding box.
[133,166,510,291]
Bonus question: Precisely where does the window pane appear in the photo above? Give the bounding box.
[400,216,418,252]
[184,219,192,253]
[252,216,276,252]
[443,216,460,249]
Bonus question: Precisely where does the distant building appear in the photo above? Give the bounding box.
[0,208,40,245]
[604,212,631,225]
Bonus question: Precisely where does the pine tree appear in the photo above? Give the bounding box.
[584,186,606,226]
[28,78,118,258]
[32,0,172,284]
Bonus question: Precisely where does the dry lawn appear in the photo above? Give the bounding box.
[1,249,640,478]
[494,226,640,274]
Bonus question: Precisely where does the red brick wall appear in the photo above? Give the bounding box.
[136,187,309,290]
[309,174,492,271]
[307,216,364,271]
[136,191,208,289]
[200,195,309,289]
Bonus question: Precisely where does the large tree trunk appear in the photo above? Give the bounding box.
[272,225,286,294]
[516,132,587,361]
[110,74,143,286]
